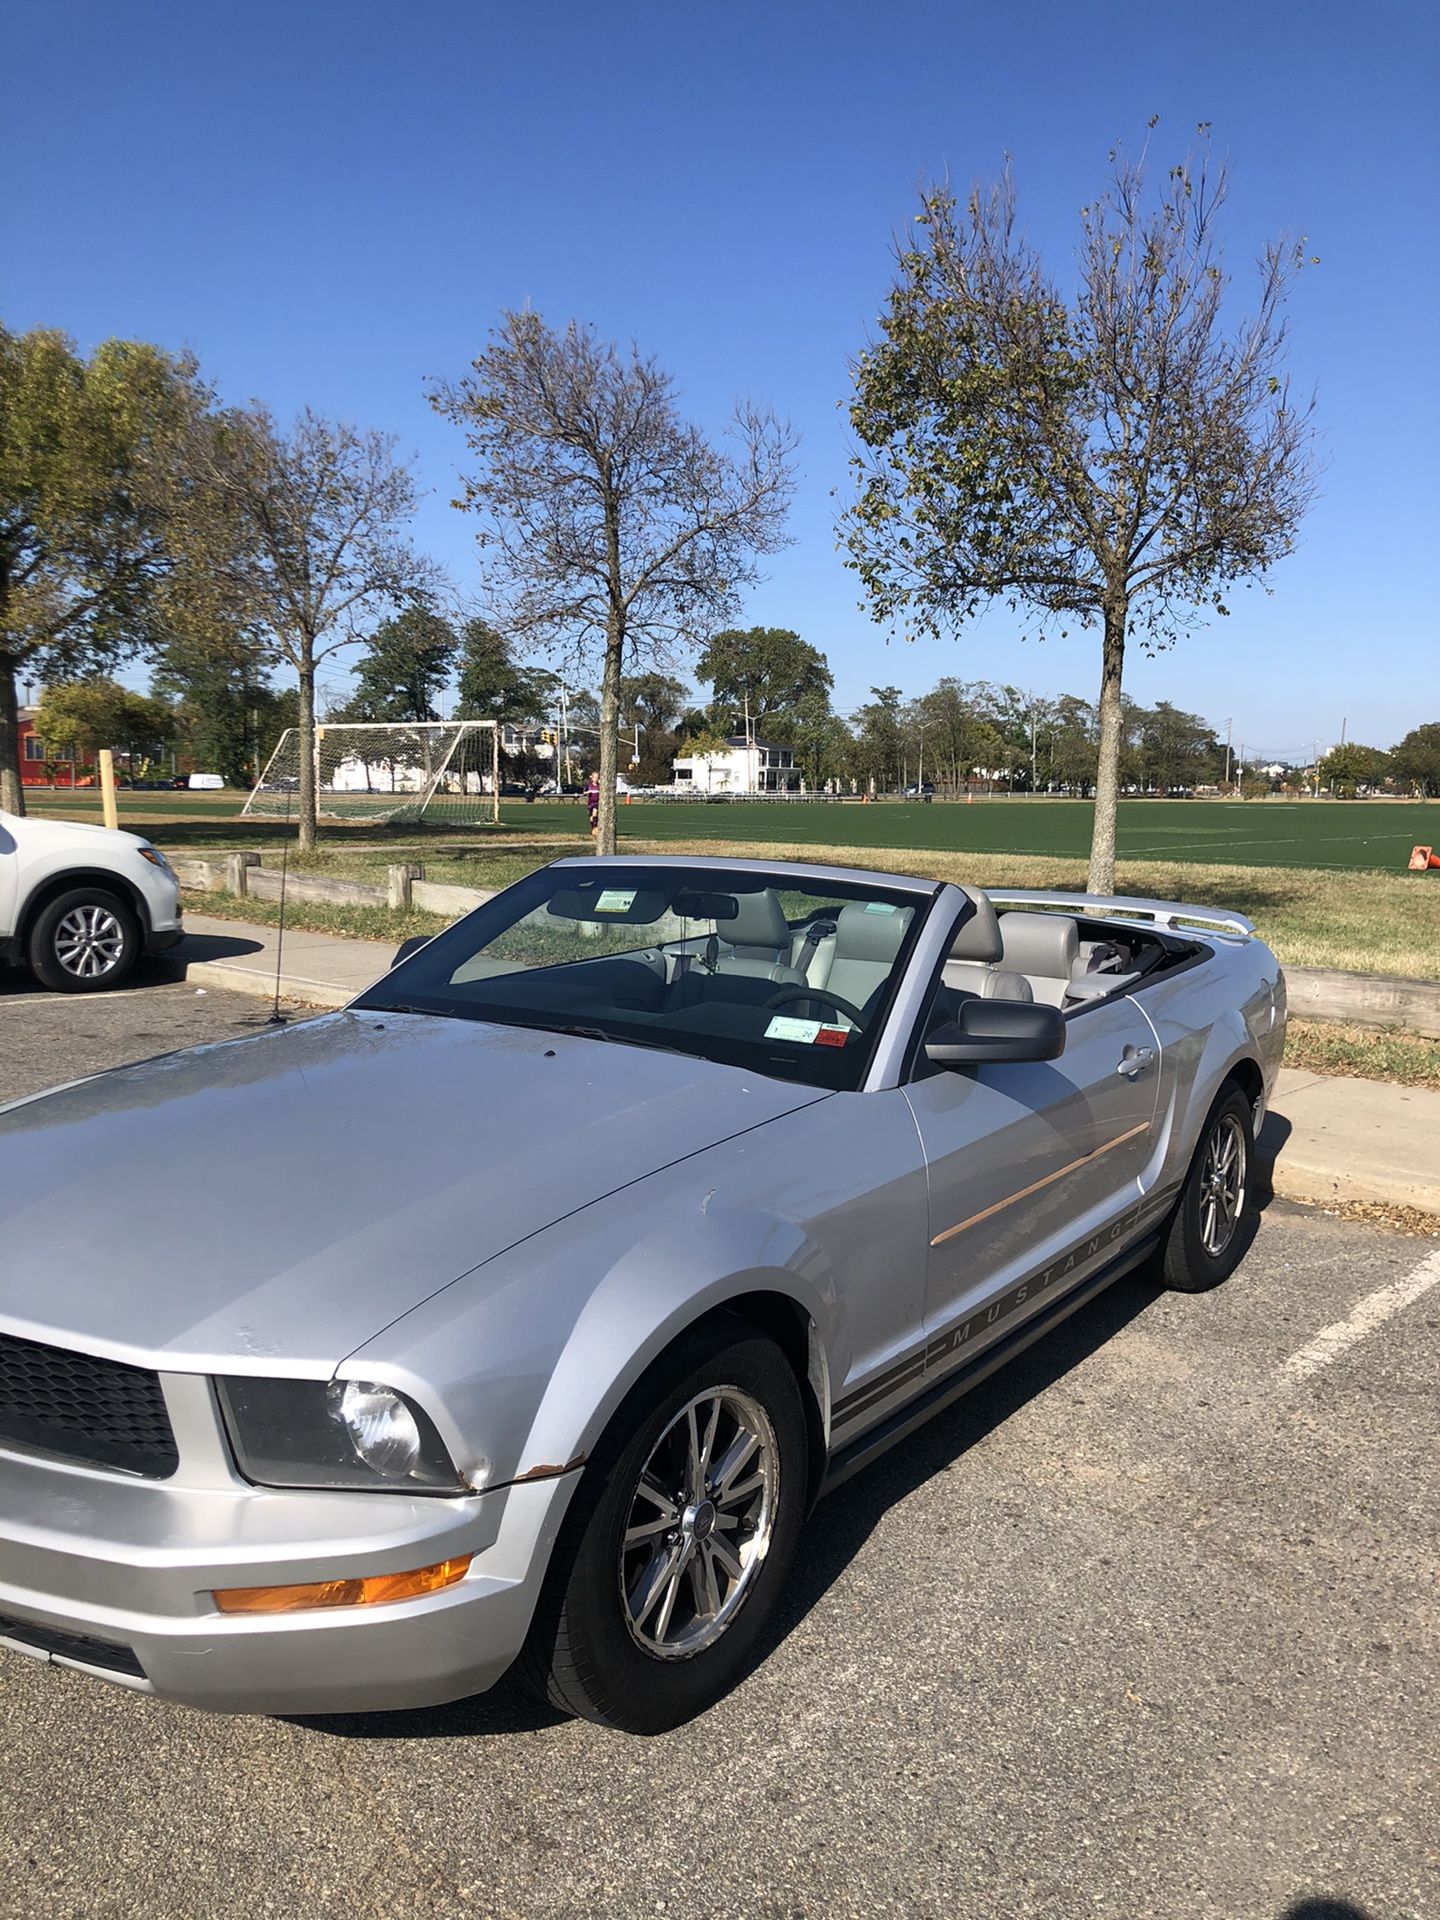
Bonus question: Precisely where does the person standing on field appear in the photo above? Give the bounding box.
[585,771,600,838]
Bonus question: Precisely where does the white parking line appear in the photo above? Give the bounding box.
[1283,1248,1440,1381]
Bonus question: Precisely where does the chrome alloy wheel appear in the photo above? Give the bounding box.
[1199,1112,1247,1257]
[53,904,126,980]
[620,1387,778,1660]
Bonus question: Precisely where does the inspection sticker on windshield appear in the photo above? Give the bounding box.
[593,889,636,914]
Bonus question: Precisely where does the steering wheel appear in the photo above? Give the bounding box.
[764,985,867,1028]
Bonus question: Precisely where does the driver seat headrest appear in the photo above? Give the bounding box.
[948,888,1004,965]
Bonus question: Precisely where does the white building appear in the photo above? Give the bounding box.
[671,734,798,794]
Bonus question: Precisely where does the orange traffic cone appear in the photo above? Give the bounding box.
[1409,845,1440,871]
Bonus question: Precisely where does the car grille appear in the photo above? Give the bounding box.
[0,1332,179,1479]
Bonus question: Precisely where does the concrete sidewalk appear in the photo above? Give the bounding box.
[167,914,1440,1217]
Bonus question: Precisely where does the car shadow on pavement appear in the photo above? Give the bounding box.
[1282,1901,1376,1920]
[171,930,267,963]
[1255,1110,1294,1208]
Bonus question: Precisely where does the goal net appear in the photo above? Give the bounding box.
[243,722,500,826]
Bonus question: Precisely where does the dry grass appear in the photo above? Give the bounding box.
[1282,1018,1440,1091]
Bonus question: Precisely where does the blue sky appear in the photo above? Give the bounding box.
[4,0,1437,759]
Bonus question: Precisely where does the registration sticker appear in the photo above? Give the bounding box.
[815,1026,849,1047]
[764,1015,822,1043]
[593,889,637,914]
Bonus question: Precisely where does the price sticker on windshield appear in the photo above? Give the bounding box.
[764,1016,851,1046]
[593,889,637,914]
[764,1015,822,1043]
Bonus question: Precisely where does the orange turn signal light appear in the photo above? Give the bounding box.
[213,1556,471,1615]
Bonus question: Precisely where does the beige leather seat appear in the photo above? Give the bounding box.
[944,889,1033,1001]
[998,911,1079,1007]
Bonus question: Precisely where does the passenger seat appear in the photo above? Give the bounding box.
[943,889,1033,1001]
[810,901,913,1011]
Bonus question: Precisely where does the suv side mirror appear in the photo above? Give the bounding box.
[925,998,1066,1068]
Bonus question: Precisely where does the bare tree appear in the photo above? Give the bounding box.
[430,312,796,852]
[188,407,437,848]
[843,128,1318,889]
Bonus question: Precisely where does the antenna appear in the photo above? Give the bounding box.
[267,784,292,1026]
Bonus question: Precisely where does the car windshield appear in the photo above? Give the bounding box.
[356,862,935,1091]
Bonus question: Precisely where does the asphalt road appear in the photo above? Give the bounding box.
[2,973,1436,1920]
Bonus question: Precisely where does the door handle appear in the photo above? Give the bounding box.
[1116,1046,1155,1078]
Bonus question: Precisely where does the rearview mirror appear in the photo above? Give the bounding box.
[925,998,1066,1068]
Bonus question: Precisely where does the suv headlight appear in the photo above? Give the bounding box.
[217,1376,466,1493]
[138,844,173,874]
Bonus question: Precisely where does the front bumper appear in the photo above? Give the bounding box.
[144,925,184,955]
[0,1436,577,1715]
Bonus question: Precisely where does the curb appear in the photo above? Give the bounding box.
[174,959,354,1010]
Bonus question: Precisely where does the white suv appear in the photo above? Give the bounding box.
[0,811,183,992]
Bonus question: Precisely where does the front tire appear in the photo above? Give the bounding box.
[1154,1083,1257,1292]
[519,1320,808,1733]
[27,888,141,993]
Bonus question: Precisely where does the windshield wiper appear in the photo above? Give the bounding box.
[544,1022,692,1058]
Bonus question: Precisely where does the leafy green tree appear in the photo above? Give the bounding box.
[1319,742,1391,795]
[619,671,690,783]
[841,131,1318,888]
[150,631,294,789]
[695,627,831,732]
[0,324,211,812]
[1390,722,1440,798]
[851,685,906,792]
[34,678,176,773]
[431,311,795,853]
[338,607,458,723]
[453,619,555,724]
[782,688,854,791]
[1135,701,1223,792]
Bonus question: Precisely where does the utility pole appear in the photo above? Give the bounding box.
[743,692,753,794]
[1030,706,1037,795]
[1224,718,1233,792]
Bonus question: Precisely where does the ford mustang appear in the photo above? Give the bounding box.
[0,856,1284,1732]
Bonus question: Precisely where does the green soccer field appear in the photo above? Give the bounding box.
[510,797,1434,875]
[24,789,1435,876]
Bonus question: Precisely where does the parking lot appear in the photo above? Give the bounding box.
[1,973,1436,1920]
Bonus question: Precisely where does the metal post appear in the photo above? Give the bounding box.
[491,722,500,826]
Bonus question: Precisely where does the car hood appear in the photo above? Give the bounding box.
[0,1012,826,1372]
[0,810,151,852]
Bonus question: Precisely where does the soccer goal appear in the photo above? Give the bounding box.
[243,721,501,826]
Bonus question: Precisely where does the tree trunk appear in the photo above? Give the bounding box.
[0,653,25,816]
[596,614,623,856]
[296,658,317,852]
[1087,604,1127,893]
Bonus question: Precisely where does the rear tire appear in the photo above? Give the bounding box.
[1154,1083,1257,1293]
[519,1319,808,1734]
[27,887,141,993]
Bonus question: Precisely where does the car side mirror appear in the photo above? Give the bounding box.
[390,935,431,970]
[924,998,1066,1068]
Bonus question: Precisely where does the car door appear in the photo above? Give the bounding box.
[903,994,1161,1362]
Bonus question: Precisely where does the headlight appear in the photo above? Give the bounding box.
[217,1376,465,1493]
[138,845,173,873]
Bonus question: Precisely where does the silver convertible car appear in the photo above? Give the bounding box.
[0,857,1285,1733]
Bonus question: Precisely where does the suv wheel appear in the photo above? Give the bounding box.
[519,1320,808,1733]
[28,887,141,993]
